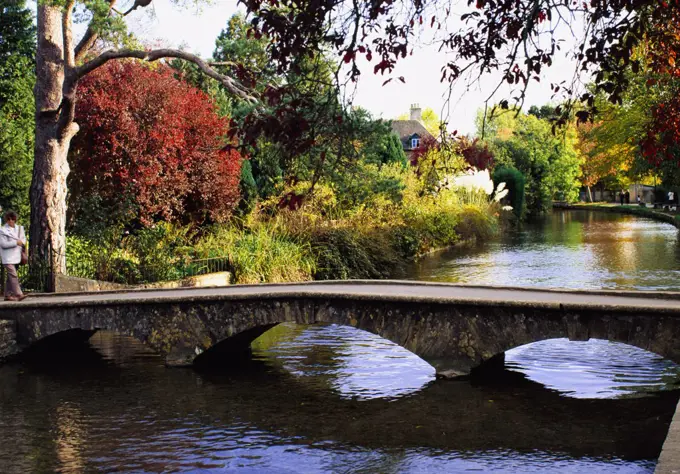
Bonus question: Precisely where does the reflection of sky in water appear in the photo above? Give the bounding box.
[254,323,680,404]
[506,339,680,399]
[254,323,435,400]
[411,211,680,290]
[108,442,653,473]
[100,428,655,473]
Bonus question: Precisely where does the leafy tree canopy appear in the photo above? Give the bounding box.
[69,61,243,233]
[480,108,582,213]
[242,0,680,125]
[0,0,35,217]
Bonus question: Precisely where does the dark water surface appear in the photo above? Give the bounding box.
[2,210,680,473]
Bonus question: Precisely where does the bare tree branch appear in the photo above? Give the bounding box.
[208,61,240,67]
[122,0,152,17]
[75,48,257,103]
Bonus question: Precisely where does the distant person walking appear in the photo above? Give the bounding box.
[0,210,27,301]
[625,190,630,204]
[619,191,625,205]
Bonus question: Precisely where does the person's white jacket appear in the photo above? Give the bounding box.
[0,224,25,265]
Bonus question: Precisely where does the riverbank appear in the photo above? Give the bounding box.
[554,202,680,229]
[64,199,502,287]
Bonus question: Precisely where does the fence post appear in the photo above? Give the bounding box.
[46,242,55,293]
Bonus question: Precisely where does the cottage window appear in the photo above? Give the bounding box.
[411,137,420,148]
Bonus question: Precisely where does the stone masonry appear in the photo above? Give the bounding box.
[0,319,18,359]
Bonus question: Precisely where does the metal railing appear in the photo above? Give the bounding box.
[0,260,53,294]
[62,254,231,286]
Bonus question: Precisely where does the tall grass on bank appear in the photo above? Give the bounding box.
[194,225,315,283]
[65,168,509,284]
[67,222,316,284]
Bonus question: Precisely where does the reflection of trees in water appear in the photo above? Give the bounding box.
[252,323,353,394]
[408,210,680,289]
[55,403,86,472]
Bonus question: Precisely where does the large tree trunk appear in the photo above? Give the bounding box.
[31,4,72,290]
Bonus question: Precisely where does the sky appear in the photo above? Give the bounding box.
[114,0,585,135]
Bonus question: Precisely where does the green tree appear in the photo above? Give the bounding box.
[480,108,582,214]
[0,0,35,217]
[238,159,258,215]
[359,117,407,168]
[493,166,525,219]
[0,0,34,83]
[210,13,344,206]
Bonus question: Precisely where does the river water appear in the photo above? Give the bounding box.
[1,210,680,473]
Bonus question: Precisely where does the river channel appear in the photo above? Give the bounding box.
[1,210,680,473]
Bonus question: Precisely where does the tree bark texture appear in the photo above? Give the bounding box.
[31,4,72,286]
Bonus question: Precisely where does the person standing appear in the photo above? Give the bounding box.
[619,191,625,205]
[0,210,27,301]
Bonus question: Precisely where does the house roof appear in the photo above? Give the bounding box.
[390,120,433,150]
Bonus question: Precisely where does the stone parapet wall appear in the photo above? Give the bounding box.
[0,320,18,359]
[54,272,231,293]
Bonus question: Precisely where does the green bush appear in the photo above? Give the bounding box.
[493,166,525,219]
[401,203,460,254]
[391,226,420,259]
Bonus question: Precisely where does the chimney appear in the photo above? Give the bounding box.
[410,103,422,122]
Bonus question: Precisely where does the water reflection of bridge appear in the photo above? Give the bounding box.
[1,332,677,472]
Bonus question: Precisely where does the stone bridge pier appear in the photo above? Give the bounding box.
[2,282,680,377]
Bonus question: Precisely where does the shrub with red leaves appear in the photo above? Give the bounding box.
[70,61,242,227]
[457,136,494,170]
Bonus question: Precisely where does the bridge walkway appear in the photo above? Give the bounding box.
[1,280,680,312]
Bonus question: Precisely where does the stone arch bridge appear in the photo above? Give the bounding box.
[1,281,680,377]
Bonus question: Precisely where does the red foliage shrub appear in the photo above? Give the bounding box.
[640,93,680,169]
[457,136,494,170]
[70,61,242,226]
